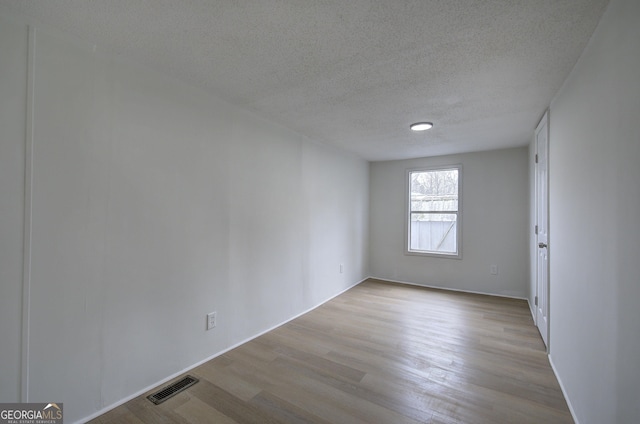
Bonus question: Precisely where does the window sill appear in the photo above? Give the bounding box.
[405,250,462,260]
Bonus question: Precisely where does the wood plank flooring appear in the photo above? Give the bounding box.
[90,279,572,423]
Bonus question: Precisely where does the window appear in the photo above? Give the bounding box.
[407,166,461,258]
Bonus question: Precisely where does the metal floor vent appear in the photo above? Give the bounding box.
[147,375,199,405]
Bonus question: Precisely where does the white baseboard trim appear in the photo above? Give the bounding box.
[368,276,528,301]
[78,277,367,424]
[527,298,536,322]
[548,354,580,424]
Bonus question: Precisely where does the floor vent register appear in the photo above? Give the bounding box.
[147,375,199,405]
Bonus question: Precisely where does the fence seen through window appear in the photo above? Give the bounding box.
[408,167,460,257]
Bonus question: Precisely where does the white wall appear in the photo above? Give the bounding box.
[0,16,369,423]
[547,0,640,422]
[0,14,28,403]
[370,147,529,298]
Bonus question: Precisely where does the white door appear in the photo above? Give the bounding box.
[535,112,549,348]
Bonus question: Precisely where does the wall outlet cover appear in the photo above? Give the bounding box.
[206,312,216,330]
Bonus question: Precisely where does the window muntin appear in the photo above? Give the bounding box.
[407,166,461,258]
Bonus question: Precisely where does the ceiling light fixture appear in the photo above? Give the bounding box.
[410,122,433,132]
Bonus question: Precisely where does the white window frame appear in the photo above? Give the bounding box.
[405,165,462,259]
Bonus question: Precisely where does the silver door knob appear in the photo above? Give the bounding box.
[538,242,548,248]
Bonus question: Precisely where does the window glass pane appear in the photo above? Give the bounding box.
[410,169,458,212]
[409,213,457,253]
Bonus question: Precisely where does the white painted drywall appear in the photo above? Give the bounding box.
[547,0,640,422]
[0,16,369,422]
[369,147,529,298]
[302,141,370,304]
[0,15,28,403]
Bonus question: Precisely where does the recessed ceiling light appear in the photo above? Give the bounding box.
[410,122,433,132]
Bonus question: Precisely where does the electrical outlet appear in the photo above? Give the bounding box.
[490,265,498,275]
[340,264,344,274]
[206,312,216,330]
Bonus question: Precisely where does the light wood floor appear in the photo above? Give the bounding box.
[90,279,572,423]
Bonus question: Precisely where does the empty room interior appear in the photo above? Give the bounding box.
[0,1,638,423]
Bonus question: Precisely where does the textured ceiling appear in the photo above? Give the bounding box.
[0,0,609,161]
